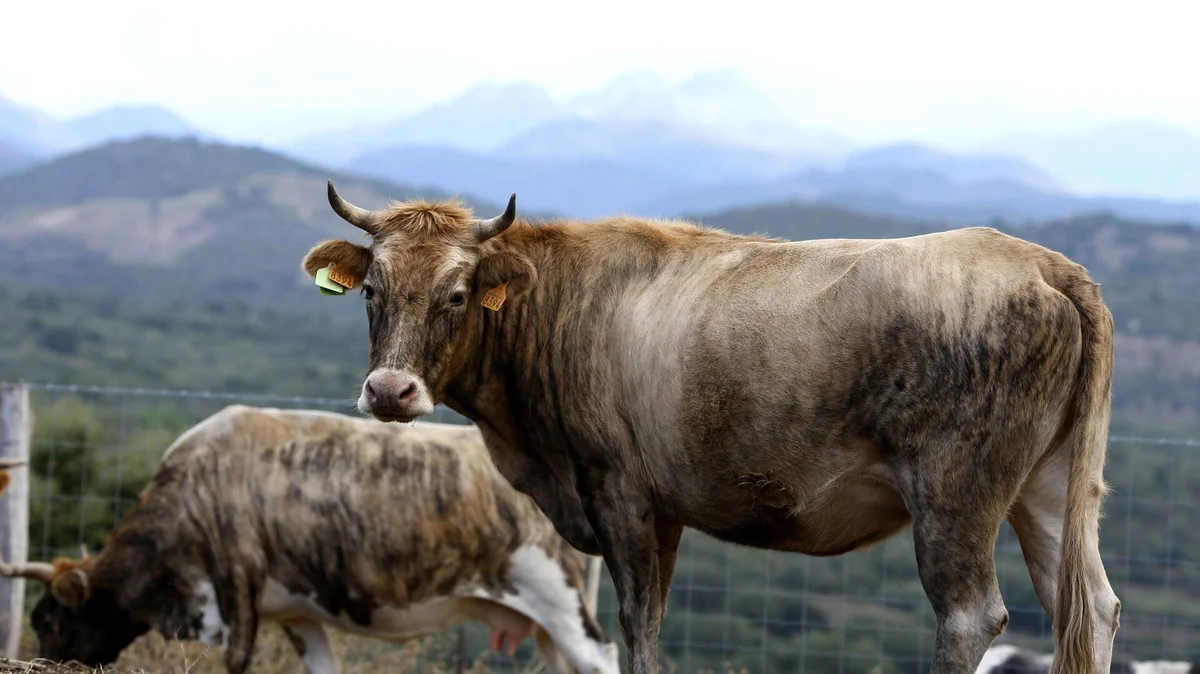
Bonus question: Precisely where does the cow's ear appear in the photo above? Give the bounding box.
[302,240,372,285]
[49,560,91,608]
[474,251,536,307]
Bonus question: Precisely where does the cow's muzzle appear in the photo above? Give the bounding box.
[359,369,435,422]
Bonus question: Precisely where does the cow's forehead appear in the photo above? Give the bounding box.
[370,241,477,283]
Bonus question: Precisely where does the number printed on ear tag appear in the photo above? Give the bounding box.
[481,282,508,311]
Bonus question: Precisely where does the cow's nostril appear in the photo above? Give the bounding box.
[397,383,418,403]
[365,380,378,404]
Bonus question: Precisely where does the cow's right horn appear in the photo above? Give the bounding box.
[327,180,383,236]
[472,193,517,242]
[0,557,56,583]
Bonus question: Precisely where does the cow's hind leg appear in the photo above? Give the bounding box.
[907,454,1023,674]
[281,621,339,674]
[1009,448,1120,673]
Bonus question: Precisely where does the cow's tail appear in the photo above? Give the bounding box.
[1045,260,1115,674]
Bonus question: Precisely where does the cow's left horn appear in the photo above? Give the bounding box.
[472,193,517,242]
[0,557,56,583]
[327,180,383,236]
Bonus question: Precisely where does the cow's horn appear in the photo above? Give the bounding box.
[327,180,382,235]
[0,557,56,583]
[472,194,517,242]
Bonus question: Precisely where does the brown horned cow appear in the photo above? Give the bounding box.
[1,405,618,674]
[299,181,1120,674]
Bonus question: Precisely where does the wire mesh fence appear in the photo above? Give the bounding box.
[3,381,1199,673]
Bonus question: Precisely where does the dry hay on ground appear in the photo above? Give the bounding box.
[14,623,544,674]
[1,658,98,674]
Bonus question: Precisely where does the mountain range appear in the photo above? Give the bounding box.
[0,93,209,157]
[0,139,31,176]
[4,71,1200,224]
[1,136,1198,429]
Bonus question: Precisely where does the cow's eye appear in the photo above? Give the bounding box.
[449,291,466,306]
[362,284,375,300]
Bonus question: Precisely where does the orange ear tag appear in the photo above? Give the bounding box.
[327,264,356,289]
[481,282,509,312]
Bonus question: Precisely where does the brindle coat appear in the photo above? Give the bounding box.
[0,406,617,674]
[299,182,1121,674]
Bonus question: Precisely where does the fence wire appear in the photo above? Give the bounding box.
[6,381,1199,673]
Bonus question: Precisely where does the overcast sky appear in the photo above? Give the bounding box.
[2,0,1197,147]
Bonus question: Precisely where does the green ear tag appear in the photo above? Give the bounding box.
[315,263,347,295]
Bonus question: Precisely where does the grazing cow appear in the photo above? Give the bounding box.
[976,644,1199,674]
[299,182,1120,674]
[0,405,618,674]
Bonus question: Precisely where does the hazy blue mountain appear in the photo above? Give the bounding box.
[297,71,854,170]
[842,143,1063,192]
[0,93,60,155]
[641,165,1054,219]
[286,82,563,166]
[979,120,1200,200]
[0,140,34,176]
[499,117,816,184]
[346,143,692,218]
[642,164,1200,226]
[0,92,210,156]
[564,70,853,159]
[64,104,209,147]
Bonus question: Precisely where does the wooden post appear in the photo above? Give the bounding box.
[0,382,32,658]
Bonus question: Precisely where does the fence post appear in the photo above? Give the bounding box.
[0,382,32,658]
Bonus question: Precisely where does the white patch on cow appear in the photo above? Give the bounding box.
[193,581,229,650]
[1133,662,1195,674]
[482,545,620,674]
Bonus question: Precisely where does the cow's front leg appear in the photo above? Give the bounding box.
[578,466,663,674]
[217,565,260,674]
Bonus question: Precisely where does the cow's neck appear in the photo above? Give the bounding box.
[445,221,715,441]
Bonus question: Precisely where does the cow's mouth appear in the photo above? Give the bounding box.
[370,411,420,424]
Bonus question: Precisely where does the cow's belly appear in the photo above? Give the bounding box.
[692,461,913,557]
[258,579,534,643]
